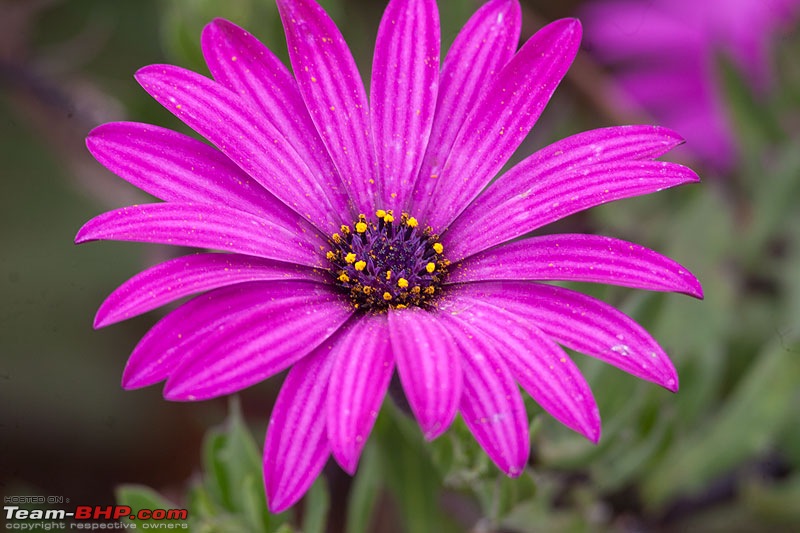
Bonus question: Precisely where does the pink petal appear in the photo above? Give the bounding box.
[388,307,462,440]
[412,0,521,212]
[86,122,301,225]
[327,314,394,474]
[265,332,342,513]
[161,282,351,400]
[440,293,601,442]
[445,125,693,260]
[201,19,354,220]
[74,202,327,268]
[276,0,377,214]
[370,0,439,211]
[418,18,582,230]
[449,234,703,298]
[450,282,679,392]
[135,65,346,233]
[95,253,325,328]
[436,313,529,475]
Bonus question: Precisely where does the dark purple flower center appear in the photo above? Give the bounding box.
[326,210,450,311]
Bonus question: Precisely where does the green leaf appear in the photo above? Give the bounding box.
[116,485,178,524]
[301,478,330,533]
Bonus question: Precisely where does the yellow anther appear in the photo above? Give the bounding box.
[340,225,351,234]
[406,217,418,228]
[332,233,341,243]
[354,260,367,271]
[355,222,368,233]
[345,253,356,264]
[363,286,372,294]
[432,243,444,254]
[424,286,435,295]
[425,262,436,273]
[338,273,350,283]
[376,209,387,218]
[398,278,409,288]
[326,251,336,260]
[396,304,408,309]
[411,286,421,294]
[382,292,392,301]
[383,213,395,223]
[385,271,392,280]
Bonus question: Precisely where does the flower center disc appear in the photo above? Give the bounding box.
[326,210,450,311]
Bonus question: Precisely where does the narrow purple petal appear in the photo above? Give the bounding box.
[445,160,698,261]
[450,282,679,392]
[436,313,529,475]
[412,0,521,212]
[418,18,582,229]
[265,331,341,513]
[327,314,394,474]
[86,122,303,225]
[75,203,327,268]
[449,234,703,298]
[135,65,345,233]
[276,0,377,213]
[201,19,354,220]
[444,125,693,259]
[388,307,462,440]
[95,253,325,328]
[440,293,601,442]
[370,0,439,210]
[161,282,351,400]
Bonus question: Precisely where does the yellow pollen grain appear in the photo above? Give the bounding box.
[411,286,421,294]
[396,304,408,309]
[345,253,356,264]
[424,286,435,295]
[363,286,372,294]
[355,222,367,233]
[340,224,351,234]
[382,292,392,301]
[406,217,418,228]
[432,243,444,254]
[425,262,436,273]
[332,233,341,243]
[354,260,366,271]
[376,209,387,218]
[397,278,409,288]
[326,251,336,260]
[383,213,395,223]
[338,273,350,283]
[385,271,392,280]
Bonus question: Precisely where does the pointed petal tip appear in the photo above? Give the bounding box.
[333,453,358,476]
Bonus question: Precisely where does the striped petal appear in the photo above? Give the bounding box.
[412,0,521,212]
[437,313,529,475]
[451,281,679,392]
[201,19,353,219]
[327,314,394,474]
[418,18,581,229]
[75,203,327,268]
[264,332,341,513]
[85,122,302,225]
[371,0,439,210]
[445,125,694,260]
[95,253,325,328]
[388,307,462,440]
[449,234,703,298]
[135,65,345,233]
[162,282,351,400]
[276,0,377,213]
[440,292,601,442]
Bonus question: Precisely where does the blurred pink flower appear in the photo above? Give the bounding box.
[583,0,799,171]
[77,0,702,511]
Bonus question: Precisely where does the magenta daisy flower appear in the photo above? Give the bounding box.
[76,0,702,512]
[582,0,800,171]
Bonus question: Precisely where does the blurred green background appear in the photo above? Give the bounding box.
[1,0,799,531]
